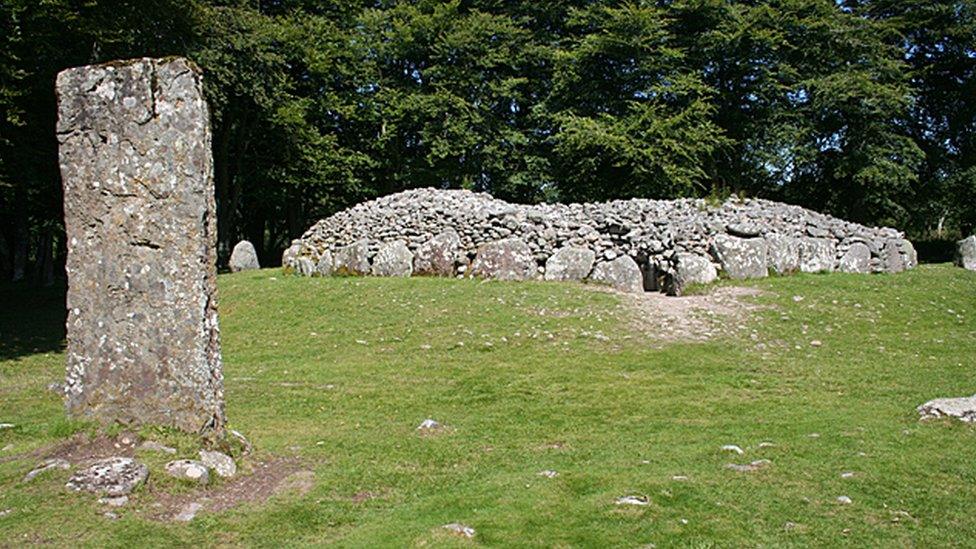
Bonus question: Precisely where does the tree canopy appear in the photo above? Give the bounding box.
[1,0,973,280]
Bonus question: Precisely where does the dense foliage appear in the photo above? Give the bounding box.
[0,0,973,279]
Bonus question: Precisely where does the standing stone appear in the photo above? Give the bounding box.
[589,256,643,293]
[764,234,801,275]
[883,239,906,274]
[711,235,767,279]
[798,238,836,273]
[57,57,224,435]
[957,235,976,271]
[544,246,595,282]
[413,229,460,276]
[333,239,370,276]
[470,238,537,281]
[281,241,301,271]
[371,240,413,277]
[315,250,334,276]
[838,242,871,273]
[228,240,260,272]
[669,252,717,295]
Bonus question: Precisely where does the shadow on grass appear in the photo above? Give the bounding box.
[0,281,66,361]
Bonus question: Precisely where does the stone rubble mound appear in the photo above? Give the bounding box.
[284,188,917,294]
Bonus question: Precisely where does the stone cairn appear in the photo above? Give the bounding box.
[57,57,225,435]
[283,188,917,294]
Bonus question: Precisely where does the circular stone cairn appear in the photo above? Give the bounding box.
[284,188,918,296]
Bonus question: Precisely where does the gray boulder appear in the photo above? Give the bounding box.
[883,239,906,274]
[712,235,768,279]
[799,238,835,273]
[281,242,301,270]
[228,240,260,272]
[765,234,801,275]
[333,239,370,276]
[838,243,871,273]
[164,459,210,485]
[918,395,976,422]
[669,253,717,295]
[295,256,315,277]
[371,240,413,277]
[66,457,148,496]
[413,229,460,277]
[544,246,595,282]
[199,450,236,478]
[315,250,334,276]
[589,255,643,293]
[900,239,918,269]
[957,235,976,271]
[470,238,537,281]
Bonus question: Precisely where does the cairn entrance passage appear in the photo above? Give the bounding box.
[282,188,918,294]
[57,57,225,435]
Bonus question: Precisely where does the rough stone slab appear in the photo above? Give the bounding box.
[956,236,976,271]
[229,240,260,272]
[799,238,836,273]
[883,239,906,273]
[917,395,976,422]
[315,250,334,276]
[589,256,643,293]
[413,229,460,276]
[544,246,595,282]
[333,239,370,275]
[712,235,767,279]
[66,457,148,496]
[57,57,224,434]
[470,238,537,281]
[371,240,413,277]
[765,234,801,275]
[838,242,871,273]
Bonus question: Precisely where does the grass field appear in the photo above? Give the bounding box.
[1,264,974,547]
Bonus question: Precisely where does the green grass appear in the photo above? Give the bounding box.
[1,265,974,547]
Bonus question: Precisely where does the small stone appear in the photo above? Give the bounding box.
[103,511,119,520]
[721,444,744,455]
[726,459,771,473]
[66,457,148,496]
[23,458,71,482]
[0,423,13,430]
[615,495,650,506]
[758,442,775,448]
[442,523,476,538]
[537,470,559,478]
[841,472,855,479]
[98,496,129,507]
[174,502,204,522]
[671,475,689,481]
[810,340,822,347]
[836,495,852,505]
[139,441,177,455]
[198,450,236,478]
[0,509,11,518]
[416,419,442,431]
[165,460,210,485]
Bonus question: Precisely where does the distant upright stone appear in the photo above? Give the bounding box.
[229,240,260,272]
[296,256,315,277]
[333,239,370,276]
[57,57,224,435]
[315,250,334,276]
[281,242,301,271]
[544,246,595,282]
[413,229,460,277]
[589,256,643,293]
[799,238,836,273]
[712,235,767,279]
[371,240,413,277]
[670,253,717,295]
[764,234,801,275]
[883,239,906,274]
[955,236,976,271]
[838,243,871,273]
[471,238,537,281]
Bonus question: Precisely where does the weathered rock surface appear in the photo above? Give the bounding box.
[23,458,71,483]
[229,240,260,272]
[199,450,236,478]
[712,235,768,279]
[884,239,907,274]
[66,457,148,496]
[839,242,871,273]
[669,253,718,295]
[470,238,536,281]
[333,239,370,276]
[917,395,976,422]
[544,246,595,282]
[370,240,413,277]
[287,188,916,292]
[296,256,315,277]
[57,57,224,434]
[164,459,210,485]
[315,250,334,276]
[799,238,836,273]
[956,236,976,271]
[590,255,643,293]
[413,229,460,276]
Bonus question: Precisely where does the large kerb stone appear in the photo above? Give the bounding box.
[57,57,225,435]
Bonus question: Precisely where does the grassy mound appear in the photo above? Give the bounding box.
[1,265,974,546]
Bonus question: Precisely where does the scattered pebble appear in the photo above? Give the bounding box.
[841,472,855,479]
[537,470,559,478]
[174,502,204,522]
[0,423,14,430]
[808,433,821,438]
[442,523,476,538]
[98,496,129,507]
[416,419,442,431]
[810,340,822,347]
[671,475,689,481]
[836,496,852,505]
[758,441,775,448]
[721,444,744,455]
[103,511,119,520]
[165,460,210,485]
[615,495,650,506]
[0,509,11,518]
[726,459,771,472]
[139,441,177,455]
[792,296,804,302]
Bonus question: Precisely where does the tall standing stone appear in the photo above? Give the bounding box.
[57,58,225,435]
